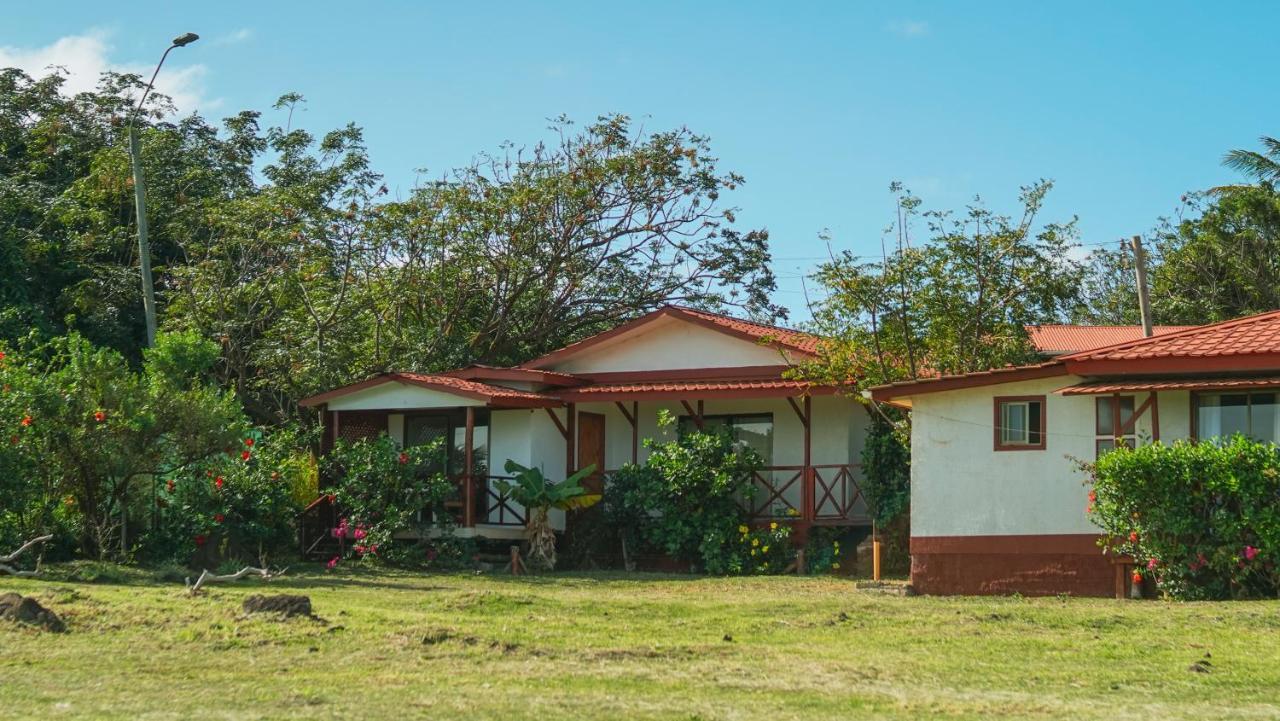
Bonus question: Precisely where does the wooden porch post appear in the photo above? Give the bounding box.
[1149,391,1160,442]
[565,403,576,475]
[616,401,639,464]
[464,406,475,528]
[803,395,813,522]
[632,401,639,464]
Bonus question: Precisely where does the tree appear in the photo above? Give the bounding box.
[1223,135,1280,185]
[801,181,1085,390]
[0,331,245,558]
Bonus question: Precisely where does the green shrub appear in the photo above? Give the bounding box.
[1089,435,1280,599]
[322,434,455,568]
[861,411,910,526]
[603,411,764,574]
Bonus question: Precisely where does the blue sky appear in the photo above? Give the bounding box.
[4,2,1277,319]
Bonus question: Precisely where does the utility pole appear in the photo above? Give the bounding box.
[128,32,199,348]
[1131,235,1153,338]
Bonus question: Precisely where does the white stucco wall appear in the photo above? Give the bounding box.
[327,381,484,411]
[547,316,788,373]
[908,377,1192,538]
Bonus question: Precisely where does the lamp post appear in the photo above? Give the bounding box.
[127,32,199,348]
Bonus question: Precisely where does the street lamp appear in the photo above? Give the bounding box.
[127,33,199,348]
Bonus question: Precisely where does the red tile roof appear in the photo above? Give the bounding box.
[1058,377,1280,395]
[1061,311,1280,361]
[867,362,1068,404]
[1026,324,1196,354]
[556,377,836,402]
[670,306,823,355]
[299,372,559,408]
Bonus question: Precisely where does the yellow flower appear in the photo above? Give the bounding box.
[833,541,840,548]
[786,507,799,517]
[750,549,757,556]
[738,525,749,534]
[834,547,840,556]
[770,522,778,530]
[832,562,840,570]
[762,545,769,554]
[751,538,760,547]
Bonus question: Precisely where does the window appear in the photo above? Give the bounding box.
[994,396,1045,451]
[404,410,489,476]
[1095,396,1135,457]
[678,413,774,464]
[1196,393,1280,444]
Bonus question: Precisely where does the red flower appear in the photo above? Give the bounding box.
[214,476,224,490]
[206,470,214,477]
[1087,490,1097,503]
[1128,531,1139,544]
[1131,570,1142,584]
[9,435,17,445]
[354,544,366,555]
[19,415,32,427]
[0,351,6,361]
[214,513,225,523]
[93,410,106,423]
[244,438,255,447]
[326,556,339,570]
[398,452,409,465]
[194,534,207,547]
[166,479,175,492]
[241,450,251,461]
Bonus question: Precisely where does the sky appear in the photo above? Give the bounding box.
[4,2,1277,320]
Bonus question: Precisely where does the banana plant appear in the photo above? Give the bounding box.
[497,460,601,570]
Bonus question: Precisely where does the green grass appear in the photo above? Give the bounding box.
[2,566,1279,720]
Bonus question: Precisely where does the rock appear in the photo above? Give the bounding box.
[0,592,66,632]
[242,594,312,618]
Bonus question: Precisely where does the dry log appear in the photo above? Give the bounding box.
[0,534,53,577]
[185,566,287,595]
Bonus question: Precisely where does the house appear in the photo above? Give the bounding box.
[870,311,1280,597]
[298,306,874,548]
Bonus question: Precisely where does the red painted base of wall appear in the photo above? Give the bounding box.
[910,534,1112,597]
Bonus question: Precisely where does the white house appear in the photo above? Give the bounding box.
[299,306,874,549]
[870,311,1280,597]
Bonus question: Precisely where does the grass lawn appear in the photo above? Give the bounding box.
[2,566,1279,720]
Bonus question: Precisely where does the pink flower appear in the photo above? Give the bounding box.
[1244,546,1259,561]
[398,452,409,465]
[326,556,339,570]
[354,545,366,555]
[1146,558,1158,570]
[353,528,367,540]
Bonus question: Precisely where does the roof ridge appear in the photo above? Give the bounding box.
[1059,309,1280,361]
[665,304,814,337]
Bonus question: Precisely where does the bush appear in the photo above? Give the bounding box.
[603,411,764,574]
[861,411,910,526]
[1089,435,1280,599]
[322,434,455,568]
[142,424,311,566]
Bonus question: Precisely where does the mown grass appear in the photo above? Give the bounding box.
[2,565,1279,720]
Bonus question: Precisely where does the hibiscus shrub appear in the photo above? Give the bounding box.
[321,434,455,567]
[1089,435,1280,600]
[144,424,311,566]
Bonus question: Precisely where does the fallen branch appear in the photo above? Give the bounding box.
[185,566,288,595]
[0,534,53,577]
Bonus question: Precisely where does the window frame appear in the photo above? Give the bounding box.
[1191,390,1280,444]
[677,412,775,464]
[1095,395,1136,458]
[993,395,1047,451]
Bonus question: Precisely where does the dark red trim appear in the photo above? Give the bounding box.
[1065,354,1280,376]
[910,534,1103,555]
[579,365,794,383]
[557,384,839,403]
[545,408,570,441]
[992,395,1047,451]
[298,373,560,409]
[869,363,1067,402]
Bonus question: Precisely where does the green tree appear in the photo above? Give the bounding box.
[1223,135,1280,184]
[0,330,245,558]
[801,181,1084,389]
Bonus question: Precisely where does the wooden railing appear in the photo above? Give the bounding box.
[453,474,527,527]
[745,463,868,525]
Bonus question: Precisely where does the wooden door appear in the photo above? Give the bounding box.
[577,412,606,494]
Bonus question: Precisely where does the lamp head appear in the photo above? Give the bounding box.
[172,33,199,47]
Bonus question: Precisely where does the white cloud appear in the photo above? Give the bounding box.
[0,29,214,114]
[886,19,930,38]
[212,28,253,47]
